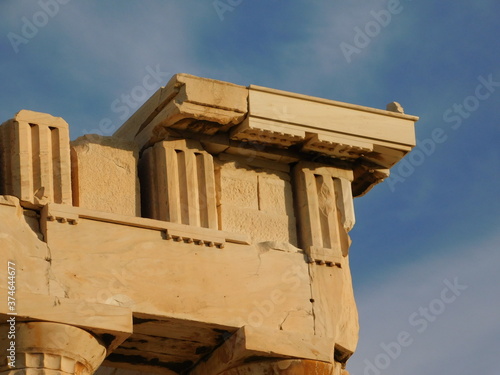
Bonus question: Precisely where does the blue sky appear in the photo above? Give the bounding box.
[1,1,499,373]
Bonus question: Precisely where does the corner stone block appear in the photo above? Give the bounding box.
[0,110,72,205]
[71,135,140,217]
[293,162,354,264]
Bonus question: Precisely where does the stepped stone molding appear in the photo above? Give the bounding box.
[40,202,250,247]
[0,110,72,205]
[114,74,248,148]
[0,322,106,375]
[113,74,418,196]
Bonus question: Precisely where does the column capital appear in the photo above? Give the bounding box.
[1,322,106,375]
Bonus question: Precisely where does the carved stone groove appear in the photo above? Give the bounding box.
[0,110,72,205]
[293,162,355,265]
[139,138,218,229]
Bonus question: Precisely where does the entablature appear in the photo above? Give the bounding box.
[114,73,418,196]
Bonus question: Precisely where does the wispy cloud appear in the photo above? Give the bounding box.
[348,232,500,374]
[0,3,498,373]
[5,2,208,138]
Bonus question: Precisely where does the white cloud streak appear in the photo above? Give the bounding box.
[348,232,500,375]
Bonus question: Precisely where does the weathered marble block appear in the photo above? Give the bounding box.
[71,134,140,216]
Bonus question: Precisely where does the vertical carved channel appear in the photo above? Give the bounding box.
[293,162,355,265]
[139,139,218,229]
[0,112,72,205]
[30,123,42,197]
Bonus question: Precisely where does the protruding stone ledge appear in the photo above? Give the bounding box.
[114,74,248,148]
[40,203,251,247]
[0,288,132,353]
[190,325,337,375]
[217,360,340,375]
[233,84,416,156]
[112,74,418,196]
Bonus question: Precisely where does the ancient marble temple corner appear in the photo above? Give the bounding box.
[0,74,418,375]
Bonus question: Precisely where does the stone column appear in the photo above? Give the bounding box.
[1,322,106,375]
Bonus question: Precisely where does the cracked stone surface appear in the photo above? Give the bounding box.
[0,196,50,296]
[71,134,140,216]
[0,74,419,374]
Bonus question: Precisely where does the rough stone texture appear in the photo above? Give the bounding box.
[308,257,359,356]
[71,135,140,216]
[40,207,312,333]
[386,101,405,113]
[0,196,50,296]
[95,367,158,375]
[216,155,297,246]
[26,203,313,373]
[0,74,419,375]
[218,360,338,375]
[189,326,335,375]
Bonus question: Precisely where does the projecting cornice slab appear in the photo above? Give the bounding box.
[114,74,248,147]
[114,73,418,196]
